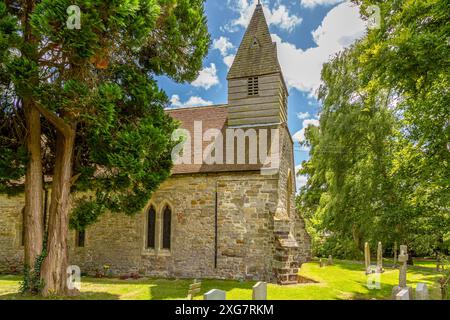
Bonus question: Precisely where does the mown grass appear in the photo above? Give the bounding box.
[0,260,444,300]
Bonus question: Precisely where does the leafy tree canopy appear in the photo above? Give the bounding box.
[298,0,449,259]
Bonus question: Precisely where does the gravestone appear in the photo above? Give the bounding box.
[364,242,371,274]
[398,245,408,287]
[319,259,324,268]
[328,255,333,266]
[391,245,412,299]
[204,289,226,300]
[395,288,410,300]
[415,283,429,300]
[376,242,384,273]
[252,282,267,300]
[186,280,201,300]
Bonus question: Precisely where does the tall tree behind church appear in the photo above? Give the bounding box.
[297,0,449,257]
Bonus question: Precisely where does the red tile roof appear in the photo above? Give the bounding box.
[166,105,267,174]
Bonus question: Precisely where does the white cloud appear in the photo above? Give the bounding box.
[295,164,308,190]
[170,95,213,108]
[223,55,236,68]
[297,112,311,120]
[191,63,220,89]
[226,0,302,33]
[293,118,320,151]
[267,5,302,32]
[300,0,344,9]
[212,37,236,69]
[295,164,303,175]
[213,37,235,56]
[272,2,366,96]
[297,174,308,191]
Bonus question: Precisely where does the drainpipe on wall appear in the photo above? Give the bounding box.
[214,186,218,269]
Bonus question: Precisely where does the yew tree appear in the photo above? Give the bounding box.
[0,0,209,296]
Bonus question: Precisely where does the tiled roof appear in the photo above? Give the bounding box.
[166,106,274,174]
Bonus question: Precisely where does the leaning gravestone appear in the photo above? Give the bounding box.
[364,242,371,274]
[252,282,267,300]
[415,283,429,300]
[204,289,226,300]
[395,288,410,300]
[376,242,384,273]
[392,245,413,299]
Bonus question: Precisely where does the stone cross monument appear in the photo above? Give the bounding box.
[398,245,408,287]
[392,245,412,299]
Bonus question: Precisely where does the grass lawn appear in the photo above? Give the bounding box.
[0,260,444,300]
[383,258,439,270]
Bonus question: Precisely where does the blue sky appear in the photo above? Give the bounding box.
[157,0,367,188]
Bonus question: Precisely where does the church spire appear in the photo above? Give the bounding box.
[227,2,282,80]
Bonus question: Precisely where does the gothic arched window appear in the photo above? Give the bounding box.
[162,205,172,250]
[147,205,156,249]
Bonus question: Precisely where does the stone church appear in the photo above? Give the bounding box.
[0,4,310,284]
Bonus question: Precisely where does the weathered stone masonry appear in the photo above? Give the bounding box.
[0,175,309,281]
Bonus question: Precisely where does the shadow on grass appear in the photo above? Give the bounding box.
[0,291,121,300]
[149,279,255,300]
[330,259,440,276]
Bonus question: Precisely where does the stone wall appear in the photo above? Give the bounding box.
[0,173,281,281]
[0,125,311,281]
[70,172,280,281]
[0,195,24,273]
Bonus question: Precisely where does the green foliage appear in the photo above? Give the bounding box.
[298,0,450,258]
[0,1,26,195]
[20,238,48,295]
[0,1,210,230]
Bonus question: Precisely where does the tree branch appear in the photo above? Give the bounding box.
[34,102,73,136]
[70,173,81,186]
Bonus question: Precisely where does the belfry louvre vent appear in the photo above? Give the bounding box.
[248,77,259,96]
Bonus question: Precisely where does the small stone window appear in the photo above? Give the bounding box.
[147,205,156,249]
[76,230,85,248]
[248,77,259,96]
[251,37,260,48]
[162,205,172,250]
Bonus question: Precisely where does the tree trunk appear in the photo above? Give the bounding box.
[40,128,76,296]
[21,0,44,271]
[23,101,44,270]
[352,226,361,251]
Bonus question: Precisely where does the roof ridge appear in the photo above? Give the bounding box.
[166,104,228,112]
